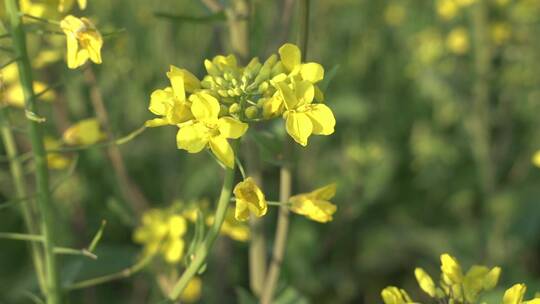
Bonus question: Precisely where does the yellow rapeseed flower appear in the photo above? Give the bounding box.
[504,284,527,304]
[290,183,337,223]
[176,93,247,168]
[275,79,335,146]
[446,27,470,55]
[1,64,56,108]
[278,43,324,83]
[207,209,250,241]
[233,177,267,222]
[60,15,103,69]
[44,137,71,170]
[437,0,459,21]
[381,286,414,304]
[180,277,202,303]
[146,66,199,127]
[532,151,540,168]
[62,118,106,146]
[133,209,187,264]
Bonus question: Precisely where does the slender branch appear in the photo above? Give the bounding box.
[1,56,19,69]
[4,0,62,302]
[53,247,97,260]
[0,232,44,242]
[21,13,60,25]
[168,162,236,300]
[0,108,46,292]
[261,1,310,302]
[66,252,155,290]
[83,66,149,216]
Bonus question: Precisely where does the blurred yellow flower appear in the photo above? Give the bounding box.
[60,15,103,69]
[446,27,470,55]
[44,137,71,170]
[275,80,335,146]
[62,118,106,146]
[133,209,187,264]
[381,286,414,304]
[1,64,56,108]
[146,66,199,127]
[176,93,247,168]
[207,209,250,242]
[491,22,511,46]
[233,177,267,222]
[437,0,459,20]
[180,277,202,303]
[384,3,406,27]
[532,151,540,168]
[290,183,337,223]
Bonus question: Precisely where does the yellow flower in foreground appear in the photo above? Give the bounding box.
[133,209,187,264]
[44,137,71,170]
[533,151,540,168]
[146,66,199,127]
[180,277,202,303]
[278,43,324,83]
[290,183,337,223]
[381,286,414,304]
[233,177,267,222]
[176,93,247,168]
[60,15,103,69]
[63,118,106,146]
[275,80,335,146]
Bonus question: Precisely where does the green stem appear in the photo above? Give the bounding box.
[0,108,47,293]
[4,0,61,303]
[261,1,310,302]
[66,254,154,290]
[260,144,292,304]
[0,232,44,242]
[168,165,236,300]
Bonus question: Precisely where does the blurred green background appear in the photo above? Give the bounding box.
[2,0,540,303]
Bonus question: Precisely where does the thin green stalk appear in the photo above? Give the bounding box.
[261,1,310,302]
[260,144,292,304]
[0,108,46,292]
[4,0,61,303]
[168,164,236,300]
[66,254,154,290]
[245,141,266,297]
[0,232,44,242]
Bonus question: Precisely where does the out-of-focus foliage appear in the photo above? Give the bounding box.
[1,0,540,303]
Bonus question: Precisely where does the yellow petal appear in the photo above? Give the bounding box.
[176,123,208,153]
[164,239,184,263]
[168,215,187,237]
[415,268,436,297]
[63,118,105,146]
[168,66,201,93]
[295,80,315,106]
[503,284,526,304]
[209,136,234,168]
[310,183,337,200]
[440,253,463,284]
[218,117,248,139]
[145,118,168,127]
[285,112,313,146]
[148,88,174,116]
[65,35,83,69]
[78,0,87,9]
[190,93,220,121]
[234,200,250,222]
[300,62,324,83]
[276,81,299,110]
[306,104,335,135]
[233,177,267,221]
[278,43,301,72]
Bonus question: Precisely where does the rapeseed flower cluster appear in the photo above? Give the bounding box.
[146,43,336,168]
[133,208,188,264]
[381,253,540,304]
